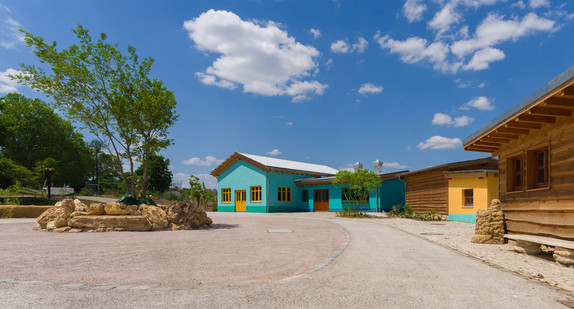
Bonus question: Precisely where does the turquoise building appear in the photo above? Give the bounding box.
[211,152,407,213]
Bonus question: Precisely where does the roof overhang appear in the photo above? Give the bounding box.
[463,66,574,154]
[294,170,410,187]
[444,169,498,179]
[398,157,497,178]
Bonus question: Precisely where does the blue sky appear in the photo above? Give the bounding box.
[1,0,573,188]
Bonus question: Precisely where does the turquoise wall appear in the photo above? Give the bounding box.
[217,160,267,213]
[448,214,476,223]
[380,179,406,212]
[300,184,379,212]
[268,172,312,212]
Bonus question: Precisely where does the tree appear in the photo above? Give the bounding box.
[11,24,179,198]
[187,175,209,207]
[0,94,91,187]
[35,158,58,199]
[332,169,382,214]
[135,154,172,194]
[0,158,37,189]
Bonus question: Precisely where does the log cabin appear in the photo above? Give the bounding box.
[463,66,574,241]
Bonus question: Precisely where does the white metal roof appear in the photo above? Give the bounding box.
[239,153,339,175]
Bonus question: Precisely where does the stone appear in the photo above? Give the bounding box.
[471,199,505,244]
[86,203,105,215]
[68,215,152,231]
[104,203,139,215]
[140,204,169,231]
[74,199,87,212]
[514,240,542,255]
[53,226,71,233]
[52,199,76,228]
[46,221,56,230]
[163,201,212,230]
[554,247,574,267]
[37,207,58,229]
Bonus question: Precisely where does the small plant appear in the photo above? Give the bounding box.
[388,204,443,221]
[79,187,94,196]
[336,209,369,218]
[1,211,15,218]
[1,197,22,205]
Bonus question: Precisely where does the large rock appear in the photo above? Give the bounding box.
[514,240,542,255]
[554,247,574,267]
[163,201,212,230]
[104,203,140,216]
[68,215,152,231]
[52,199,76,228]
[140,204,169,230]
[86,203,105,215]
[37,207,58,229]
[471,199,505,244]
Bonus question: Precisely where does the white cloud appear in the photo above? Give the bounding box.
[173,172,190,183]
[0,68,21,93]
[358,82,383,95]
[451,13,557,58]
[310,28,321,38]
[529,0,549,8]
[432,113,453,125]
[172,173,217,189]
[0,18,25,50]
[417,136,462,150]
[403,0,427,22]
[453,115,474,127]
[286,121,293,126]
[331,40,350,53]
[183,155,224,166]
[267,149,281,156]
[464,96,494,110]
[331,37,368,54]
[463,47,505,71]
[383,162,409,169]
[184,10,325,102]
[428,3,461,36]
[512,1,527,9]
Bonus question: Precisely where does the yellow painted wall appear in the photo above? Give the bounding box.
[448,174,499,215]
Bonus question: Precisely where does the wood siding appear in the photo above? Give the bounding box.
[499,114,574,241]
[405,168,449,214]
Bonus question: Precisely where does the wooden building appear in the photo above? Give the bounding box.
[399,158,498,215]
[463,66,574,241]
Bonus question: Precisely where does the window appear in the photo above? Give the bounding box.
[222,188,231,203]
[527,146,549,189]
[278,186,292,202]
[463,189,473,206]
[507,154,523,192]
[250,186,262,202]
[302,190,309,203]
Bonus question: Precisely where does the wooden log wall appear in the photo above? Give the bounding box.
[499,114,574,241]
[405,168,449,214]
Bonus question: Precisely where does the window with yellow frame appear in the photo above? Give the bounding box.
[251,186,262,202]
[278,186,292,202]
[222,188,231,203]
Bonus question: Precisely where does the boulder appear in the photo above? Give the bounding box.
[140,204,169,230]
[513,240,541,255]
[37,207,58,229]
[86,203,105,215]
[104,203,140,215]
[52,199,76,228]
[68,215,152,231]
[471,199,505,244]
[74,199,87,212]
[554,247,574,267]
[163,201,212,230]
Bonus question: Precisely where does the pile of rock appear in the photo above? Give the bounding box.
[36,199,212,232]
[471,199,505,244]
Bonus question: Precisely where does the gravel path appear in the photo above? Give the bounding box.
[1,213,572,308]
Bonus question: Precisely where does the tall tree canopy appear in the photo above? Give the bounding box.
[0,94,91,187]
[135,154,172,193]
[11,24,179,198]
[332,169,382,214]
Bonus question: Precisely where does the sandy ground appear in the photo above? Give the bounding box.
[0,212,347,288]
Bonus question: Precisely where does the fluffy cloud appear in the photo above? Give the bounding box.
[173,173,217,189]
[358,83,383,95]
[183,156,224,166]
[463,47,505,70]
[383,162,409,169]
[310,28,321,38]
[403,0,427,22]
[529,0,549,8]
[267,149,281,156]
[428,3,461,36]
[417,136,462,150]
[331,37,368,54]
[463,96,494,110]
[432,113,474,127]
[184,10,326,102]
[286,121,293,126]
[0,18,25,50]
[0,68,21,93]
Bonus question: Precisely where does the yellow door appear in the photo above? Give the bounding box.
[235,190,246,212]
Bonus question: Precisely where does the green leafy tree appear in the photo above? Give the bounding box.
[11,24,179,198]
[0,158,37,189]
[135,154,172,194]
[0,94,91,187]
[332,169,382,214]
[187,175,209,207]
[35,158,58,199]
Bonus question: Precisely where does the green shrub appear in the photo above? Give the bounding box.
[79,187,94,196]
[1,197,21,205]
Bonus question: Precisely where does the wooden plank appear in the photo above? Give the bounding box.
[488,132,520,139]
[496,127,530,134]
[474,141,502,147]
[545,97,574,108]
[561,86,574,96]
[504,211,574,226]
[530,106,571,117]
[482,137,510,143]
[516,115,556,124]
[506,121,542,129]
[505,220,574,241]
[465,147,495,153]
[504,234,574,250]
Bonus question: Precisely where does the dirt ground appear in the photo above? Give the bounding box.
[0,212,347,289]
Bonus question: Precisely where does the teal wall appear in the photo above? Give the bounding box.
[380,179,406,212]
[217,160,267,213]
[268,172,312,212]
[300,184,380,212]
[448,214,476,223]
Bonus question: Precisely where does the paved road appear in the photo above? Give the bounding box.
[0,215,572,308]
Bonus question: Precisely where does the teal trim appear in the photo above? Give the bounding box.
[269,205,300,213]
[218,205,235,212]
[448,214,476,223]
[247,205,267,213]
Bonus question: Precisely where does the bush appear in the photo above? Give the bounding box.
[79,187,94,196]
[388,204,443,221]
[336,209,369,218]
